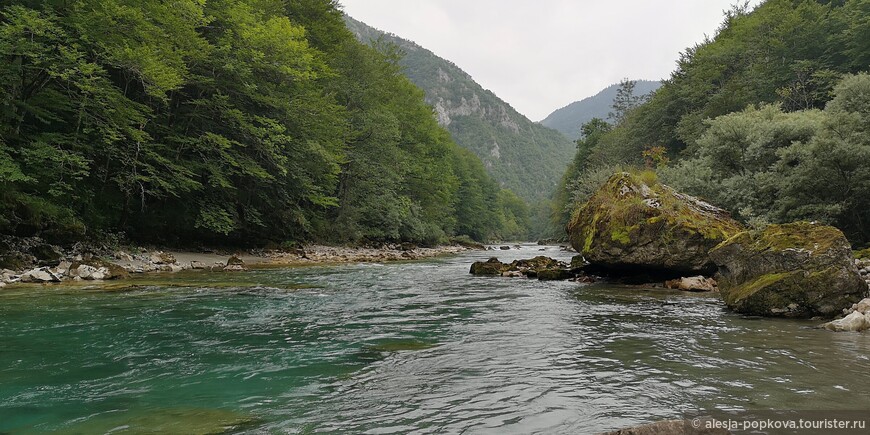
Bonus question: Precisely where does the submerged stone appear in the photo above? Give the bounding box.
[599,419,731,435]
[710,222,867,318]
[52,407,258,434]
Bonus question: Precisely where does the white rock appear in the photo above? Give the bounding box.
[666,276,717,292]
[190,261,208,270]
[823,311,870,332]
[0,281,5,289]
[71,265,98,279]
[853,298,870,315]
[169,265,183,273]
[19,267,60,283]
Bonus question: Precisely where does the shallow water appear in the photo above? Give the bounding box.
[1,245,869,434]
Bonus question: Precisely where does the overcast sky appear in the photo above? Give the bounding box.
[339,0,762,121]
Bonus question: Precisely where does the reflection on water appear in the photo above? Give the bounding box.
[1,245,868,434]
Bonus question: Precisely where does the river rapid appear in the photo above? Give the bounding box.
[1,245,869,434]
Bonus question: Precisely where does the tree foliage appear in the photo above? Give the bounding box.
[554,0,870,245]
[0,0,524,245]
[661,73,870,244]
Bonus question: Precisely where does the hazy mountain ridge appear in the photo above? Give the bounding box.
[542,80,662,140]
[344,15,575,202]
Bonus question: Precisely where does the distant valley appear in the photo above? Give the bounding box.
[541,80,661,140]
[345,16,575,202]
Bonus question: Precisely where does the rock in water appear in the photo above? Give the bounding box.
[470,258,510,276]
[567,172,742,277]
[710,222,867,318]
[823,311,870,332]
[537,268,574,281]
[665,276,718,292]
[599,419,731,435]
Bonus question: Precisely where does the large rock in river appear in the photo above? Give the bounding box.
[567,172,743,276]
[710,222,867,318]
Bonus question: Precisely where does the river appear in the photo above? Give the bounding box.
[1,245,869,434]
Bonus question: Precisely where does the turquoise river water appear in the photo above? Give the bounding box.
[1,245,869,434]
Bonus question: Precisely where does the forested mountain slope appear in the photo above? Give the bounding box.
[553,0,870,246]
[344,16,575,202]
[0,0,529,246]
[541,80,661,140]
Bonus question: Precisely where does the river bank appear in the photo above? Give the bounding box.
[0,242,479,287]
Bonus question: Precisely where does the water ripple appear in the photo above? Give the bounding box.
[1,245,869,434]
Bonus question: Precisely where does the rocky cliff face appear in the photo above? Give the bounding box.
[344,16,574,201]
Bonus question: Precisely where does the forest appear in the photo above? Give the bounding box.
[550,0,870,248]
[0,0,530,247]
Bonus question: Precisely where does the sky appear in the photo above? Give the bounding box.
[339,0,762,121]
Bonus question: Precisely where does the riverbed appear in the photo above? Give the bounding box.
[1,245,868,434]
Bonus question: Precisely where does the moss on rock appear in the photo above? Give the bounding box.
[710,222,867,318]
[567,171,743,276]
[470,257,510,276]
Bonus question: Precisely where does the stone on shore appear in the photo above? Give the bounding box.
[70,264,106,280]
[822,297,870,332]
[823,311,870,332]
[29,243,64,266]
[19,267,62,283]
[70,258,131,280]
[665,276,718,292]
[0,251,32,271]
[223,255,247,272]
[710,222,867,318]
[150,251,176,265]
[567,172,743,277]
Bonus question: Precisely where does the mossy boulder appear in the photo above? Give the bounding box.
[513,256,562,270]
[710,222,867,318]
[470,257,510,275]
[470,256,578,281]
[567,172,743,276]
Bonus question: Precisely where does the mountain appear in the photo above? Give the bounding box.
[343,16,575,202]
[541,80,662,140]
